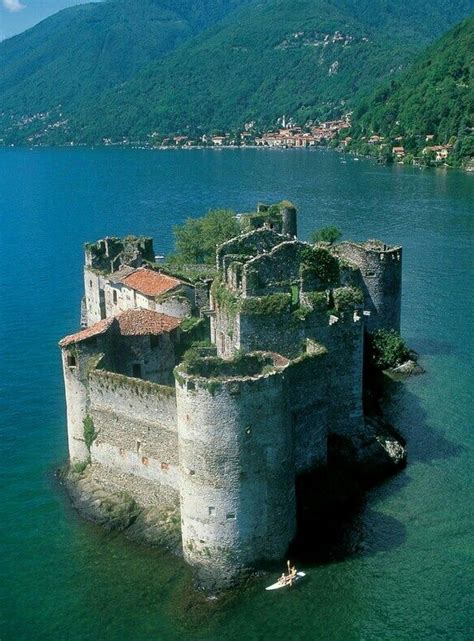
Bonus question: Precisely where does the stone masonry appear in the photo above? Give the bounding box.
[60,202,403,589]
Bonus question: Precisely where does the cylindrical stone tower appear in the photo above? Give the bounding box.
[175,356,296,588]
[60,348,90,463]
[281,203,297,238]
[335,241,402,333]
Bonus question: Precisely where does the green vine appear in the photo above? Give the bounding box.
[83,415,97,450]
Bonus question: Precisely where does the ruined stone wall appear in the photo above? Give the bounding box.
[311,312,365,438]
[84,268,106,326]
[109,333,178,386]
[287,346,329,472]
[176,368,296,588]
[153,292,193,319]
[87,369,179,506]
[238,306,300,358]
[335,242,402,333]
[216,229,285,270]
[242,241,310,297]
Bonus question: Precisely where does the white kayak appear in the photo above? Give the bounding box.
[265,571,306,591]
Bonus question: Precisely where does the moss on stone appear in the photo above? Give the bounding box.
[83,415,96,450]
[211,276,239,318]
[240,293,291,316]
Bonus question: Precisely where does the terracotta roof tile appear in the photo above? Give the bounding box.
[121,267,183,297]
[59,317,114,347]
[116,309,181,335]
[59,309,181,348]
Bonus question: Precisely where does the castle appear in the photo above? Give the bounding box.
[60,202,403,588]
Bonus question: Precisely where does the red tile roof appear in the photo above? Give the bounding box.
[59,317,114,347]
[116,309,181,336]
[121,267,183,297]
[59,309,181,347]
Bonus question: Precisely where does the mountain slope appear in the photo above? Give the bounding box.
[0,0,473,144]
[0,0,251,113]
[349,16,474,162]
[73,0,474,141]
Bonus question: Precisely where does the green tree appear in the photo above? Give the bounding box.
[172,209,239,264]
[310,226,343,244]
[368,329,411,370]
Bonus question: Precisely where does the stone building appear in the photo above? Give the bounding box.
[60,202,403,589]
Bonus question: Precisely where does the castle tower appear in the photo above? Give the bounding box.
[280,202,298,238]
[335,241,402,333]
[60,347,91,463]
[175,355,296,588]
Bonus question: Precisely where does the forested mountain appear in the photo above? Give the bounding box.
[348,17,474,163]
[0,0,251,130]
[0,0,473,145]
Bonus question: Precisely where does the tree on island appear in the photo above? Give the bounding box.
[171,208,239,264]
[310,226,342,244]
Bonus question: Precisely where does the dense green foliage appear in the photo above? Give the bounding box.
[0,0,472,144]
[349,17,474,164]
[0,0,250,144]
[182,351,273,378]
[301,247,340,286]
[171,209,239,265]
[368,329,411,370]
[240,293,292,316]
[311,226,342,244]
[333,286,363,311]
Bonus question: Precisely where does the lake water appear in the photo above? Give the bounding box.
[0,148,472,641]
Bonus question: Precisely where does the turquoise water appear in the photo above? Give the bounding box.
[0,148,472,641]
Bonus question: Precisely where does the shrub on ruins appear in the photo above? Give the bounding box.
[171,209,239,264]
[368,329,411,370]
[301,246,340,286]
[310,226,342,244]
[83,415,96,450]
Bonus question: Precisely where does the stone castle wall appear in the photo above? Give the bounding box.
[176,367,296,587]
[286,345,329,472]
[87,369,179,507]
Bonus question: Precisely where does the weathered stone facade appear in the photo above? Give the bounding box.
[60,203,404,589]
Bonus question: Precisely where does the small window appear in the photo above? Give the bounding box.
[226,513,236,520]
[136,440,141,454]
[113,290,118,304]
[89,280,93,288]
[141,456,149,466]
[366,271,375,278]
[245,426,252,436]
[161,462,169,471]
[208,507,215,517]
[132,364,142,379]
[67,354,76,367]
